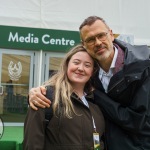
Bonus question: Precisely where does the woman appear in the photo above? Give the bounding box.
[23,44,105,150]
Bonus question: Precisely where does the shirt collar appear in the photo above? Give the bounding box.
[111,46,118,68]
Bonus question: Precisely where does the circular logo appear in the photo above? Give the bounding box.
[0,117,4,139]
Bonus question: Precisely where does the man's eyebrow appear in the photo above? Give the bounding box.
[86,36,94,40]
[86,32,107,39]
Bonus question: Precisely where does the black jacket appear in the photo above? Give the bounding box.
[93,39,150,150]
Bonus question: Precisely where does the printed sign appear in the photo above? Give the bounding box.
[0,25,80,52]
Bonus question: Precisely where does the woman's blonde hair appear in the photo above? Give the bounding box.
[44,44,98,118]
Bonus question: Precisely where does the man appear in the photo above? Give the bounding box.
[29,16,150,150]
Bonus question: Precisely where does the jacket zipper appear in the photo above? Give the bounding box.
[107,78,124,93]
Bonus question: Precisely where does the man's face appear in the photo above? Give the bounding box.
[80,20,114,64]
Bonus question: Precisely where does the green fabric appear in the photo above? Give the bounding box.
[0,141,16,150]
[0,126,23,150]
[1,126,23,143]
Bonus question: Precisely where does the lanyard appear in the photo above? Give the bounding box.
[81,96,97,132]
[82,96,100,150]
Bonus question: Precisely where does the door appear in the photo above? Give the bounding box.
[0,49,34,126]
[42,52,65,83]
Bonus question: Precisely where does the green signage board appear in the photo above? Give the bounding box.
[0,25,81,52]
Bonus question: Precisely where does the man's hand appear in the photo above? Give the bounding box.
[29,86,51,110]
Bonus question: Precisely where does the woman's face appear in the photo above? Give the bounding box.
[67,51,94,87]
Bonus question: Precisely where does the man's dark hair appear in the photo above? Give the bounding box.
[79,16,109,31]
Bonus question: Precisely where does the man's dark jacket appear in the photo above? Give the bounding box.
[92,39,150,150]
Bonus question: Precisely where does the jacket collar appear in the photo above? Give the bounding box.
[71,91,94,102]
[114,39,150,63]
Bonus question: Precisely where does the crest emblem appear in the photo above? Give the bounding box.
[8,61,22,81]
[0,117,4,139]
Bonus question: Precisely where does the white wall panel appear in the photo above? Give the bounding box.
[0,0,149,45]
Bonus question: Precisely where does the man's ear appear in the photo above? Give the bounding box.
[81,41,86,49]
[83,45,86,49]
[83,45,87,50]
[81,40,84,45]
[110,29,115,41]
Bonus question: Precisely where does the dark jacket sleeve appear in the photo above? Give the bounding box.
[93,76,150,134]
[23,107,46,150]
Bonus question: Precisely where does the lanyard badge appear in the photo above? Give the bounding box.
[93,132,100,150]
[81,97,101,150]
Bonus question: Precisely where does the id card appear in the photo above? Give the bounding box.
[93,132,100,150]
